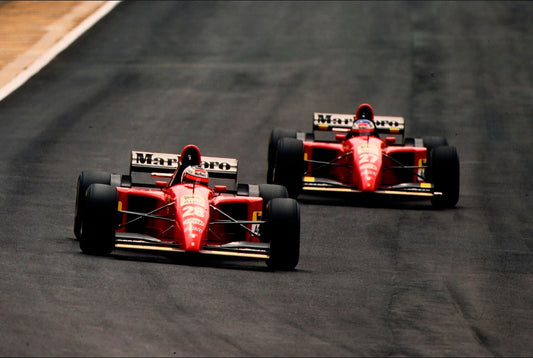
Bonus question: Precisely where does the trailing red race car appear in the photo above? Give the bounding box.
[74,144,300,270]
[267,104,459,208]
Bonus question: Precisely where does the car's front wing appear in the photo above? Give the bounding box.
[114,232,270,259]
[302,177,441,198]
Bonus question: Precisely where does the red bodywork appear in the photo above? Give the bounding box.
[77,145,301,269]
[115,183,263,252]
[110,146,271,258]
[303,135,428,192]
[269,104,458,207]
[293,106,435,197]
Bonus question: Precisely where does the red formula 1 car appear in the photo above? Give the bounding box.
[74,145,300,270]
[267,104,459,208]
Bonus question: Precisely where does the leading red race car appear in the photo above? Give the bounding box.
[267,104,459,208]
[74,144,300,270]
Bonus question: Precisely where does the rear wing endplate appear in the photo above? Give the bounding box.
[130,151,238,180]
[313,112,405,136]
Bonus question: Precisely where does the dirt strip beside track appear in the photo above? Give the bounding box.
[0,1,107,90]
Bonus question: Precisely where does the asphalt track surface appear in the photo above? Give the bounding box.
[0,2,532,356]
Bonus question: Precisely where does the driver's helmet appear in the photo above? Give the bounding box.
[181,165,209,186]
[351,118,375,136]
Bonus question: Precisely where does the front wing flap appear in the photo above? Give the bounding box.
[114,233,270,259]
[302,176,440,198]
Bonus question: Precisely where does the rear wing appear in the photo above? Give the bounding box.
[313,112,405,137]
[130,151,238,180]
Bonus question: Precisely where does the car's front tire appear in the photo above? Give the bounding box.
[263,198,300,270]
[430,146,460,208]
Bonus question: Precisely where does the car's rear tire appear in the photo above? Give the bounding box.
[258,184,289,243]
[272,137,305,198]
[74,171,112,239]
[267,129,297,183]
[263,198,300,270]
[430,146,460,208]
[422,136,448,182]
[423,136,448,151]
[258,184,288,210]
[79,184,118,255]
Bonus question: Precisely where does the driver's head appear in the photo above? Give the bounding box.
[181,165,209,186]
[351,118,375,136]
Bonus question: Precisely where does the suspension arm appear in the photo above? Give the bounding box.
[209,205,261,239]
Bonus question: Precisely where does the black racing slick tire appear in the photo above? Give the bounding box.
[258,184,289,243]
[272,137,305,198]
[423,136,448,151]
[79,184,118,255]
[74,171,112,239]
[267,128,297,183]
[263,198,300,270]
[258,184,288,211]
[422,136,448,182]
[430,146,460,208]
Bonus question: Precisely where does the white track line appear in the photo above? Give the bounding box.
[0,0,121,103]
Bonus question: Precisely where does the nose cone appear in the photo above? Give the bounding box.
[360,172,378,192]
[349,137,382,192]
[182,219,206,252]
[171,185,211,252]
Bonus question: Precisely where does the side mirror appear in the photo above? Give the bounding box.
[385,136,396,145]
[155,181,168,188]
[214,185,227,193]
[335,134,347,142]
